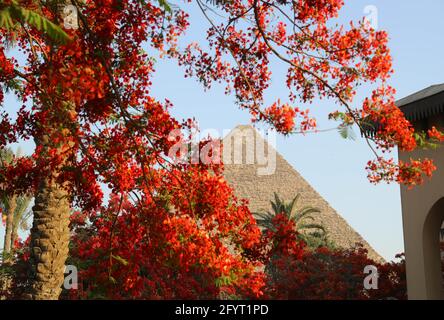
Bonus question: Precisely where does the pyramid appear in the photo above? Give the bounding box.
[222,125,383,262]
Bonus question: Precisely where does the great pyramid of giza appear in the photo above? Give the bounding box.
[222,125,383,262]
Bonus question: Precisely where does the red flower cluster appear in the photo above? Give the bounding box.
[362,86,415,152]
[0,47,14,76]
[260,101,317,134]
[361,86,443,186]
[366,157,436,187]
[295,0,344,23]
[0,46,15,103]
[428,126,444,142]
[68,165,265,299]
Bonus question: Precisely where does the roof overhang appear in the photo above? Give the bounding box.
[396,84,444,122]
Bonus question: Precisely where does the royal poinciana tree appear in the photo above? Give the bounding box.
[0,0,441,299]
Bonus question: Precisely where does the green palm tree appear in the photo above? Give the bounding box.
[254,193,333,249]
[10,193,33,248]
[0,148,33,263]
[0,147,14,264]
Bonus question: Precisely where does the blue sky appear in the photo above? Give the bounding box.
[2,1,444,261]
[149,0,444,261]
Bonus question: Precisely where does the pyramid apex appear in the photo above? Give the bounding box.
[223,124,264,141]
[233,124,256,131]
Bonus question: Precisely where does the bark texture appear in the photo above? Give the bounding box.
[28,178,70,300]
[3,195,17,261]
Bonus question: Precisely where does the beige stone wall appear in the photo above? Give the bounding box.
[399,145,444,300]
[222,125,384,262]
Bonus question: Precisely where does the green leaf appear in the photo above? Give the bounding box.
[157,0,172,13]
[0,6,16,30]
[215,274,237,287]
[0,3,71,44]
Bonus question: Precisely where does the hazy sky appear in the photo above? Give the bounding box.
[2,1,444,261]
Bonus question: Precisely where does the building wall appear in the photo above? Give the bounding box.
[398,145,444,300]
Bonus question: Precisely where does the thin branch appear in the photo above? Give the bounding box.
[251,0,379,157]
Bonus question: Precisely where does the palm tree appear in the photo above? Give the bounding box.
[1,195,17,263]
[0,148,33,263]
[10,195,33,249]
[0,148,16,264]
[1,196,32,259]
[254,193,333,249]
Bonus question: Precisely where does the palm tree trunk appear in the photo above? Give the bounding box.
[27,104,75,300]
[3,211,13,255]
[27,176,71,300]
[27,128,73,299]
[3,195,17,263]
[10,227,18,252]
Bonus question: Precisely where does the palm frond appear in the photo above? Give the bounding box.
[253,210,273,220]
[270,200,279,215]
[286,193,300,218]
[298,223,326,233]
[294,215,315,225]
[256,192,335,249]
[0,2,71,44]
[292,206,321,224]
[13,194,33,231]
[0,147,14,166]
[254,210,275,230]
[272,193,283,212]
